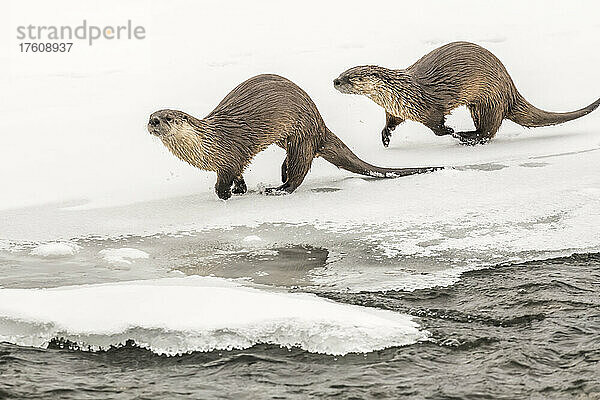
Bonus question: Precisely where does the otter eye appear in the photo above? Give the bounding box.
[166,116,173,122]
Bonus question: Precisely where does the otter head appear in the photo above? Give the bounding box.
[333,66,389,95]
[147,109,191,138]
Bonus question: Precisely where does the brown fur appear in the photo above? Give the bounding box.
[148,74,440,200]
[334,41,600,146]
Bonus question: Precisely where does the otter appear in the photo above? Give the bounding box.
[148,74,440,200]
[334,41,600,146]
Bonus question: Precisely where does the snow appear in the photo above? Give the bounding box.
[99,248,150,264]
[29,242,80,257]
[0,0,599,352]
[0,276,425,355]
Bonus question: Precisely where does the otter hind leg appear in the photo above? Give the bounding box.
[456,105,503,146]
[424,114,454,137]
[266,140,314,195]
[281,157,288,183]
[381,112,405,147]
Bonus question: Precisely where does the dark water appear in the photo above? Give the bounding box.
[1,253,599,399]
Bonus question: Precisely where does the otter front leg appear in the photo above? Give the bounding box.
[215,171,236,200]
[232,175,247,195]
[381,112,404,147]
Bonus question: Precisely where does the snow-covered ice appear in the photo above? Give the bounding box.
[0,276,425,355]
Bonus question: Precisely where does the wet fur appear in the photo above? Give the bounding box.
[334,41,600,146]
[148,74,440,200]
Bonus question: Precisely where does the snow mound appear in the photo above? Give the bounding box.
[0,277,425,356]
[30,243,80,257]
[99,248,149,264]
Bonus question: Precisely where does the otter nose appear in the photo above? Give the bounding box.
[333,78,341,87]
[150,117,160,127]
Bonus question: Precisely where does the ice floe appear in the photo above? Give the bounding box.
[0,277,425,355]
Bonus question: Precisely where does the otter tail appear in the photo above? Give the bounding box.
[319,129,442,178]
[508,93,600,128]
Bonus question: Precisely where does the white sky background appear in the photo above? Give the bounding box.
[0,0,599,210]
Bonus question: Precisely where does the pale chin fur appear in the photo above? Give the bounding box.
[160,123,211,171]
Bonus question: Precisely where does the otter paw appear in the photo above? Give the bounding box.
[434,126,454,136]
[216,189,232,200]
[457,134,489,146]
[232,181,247,195]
